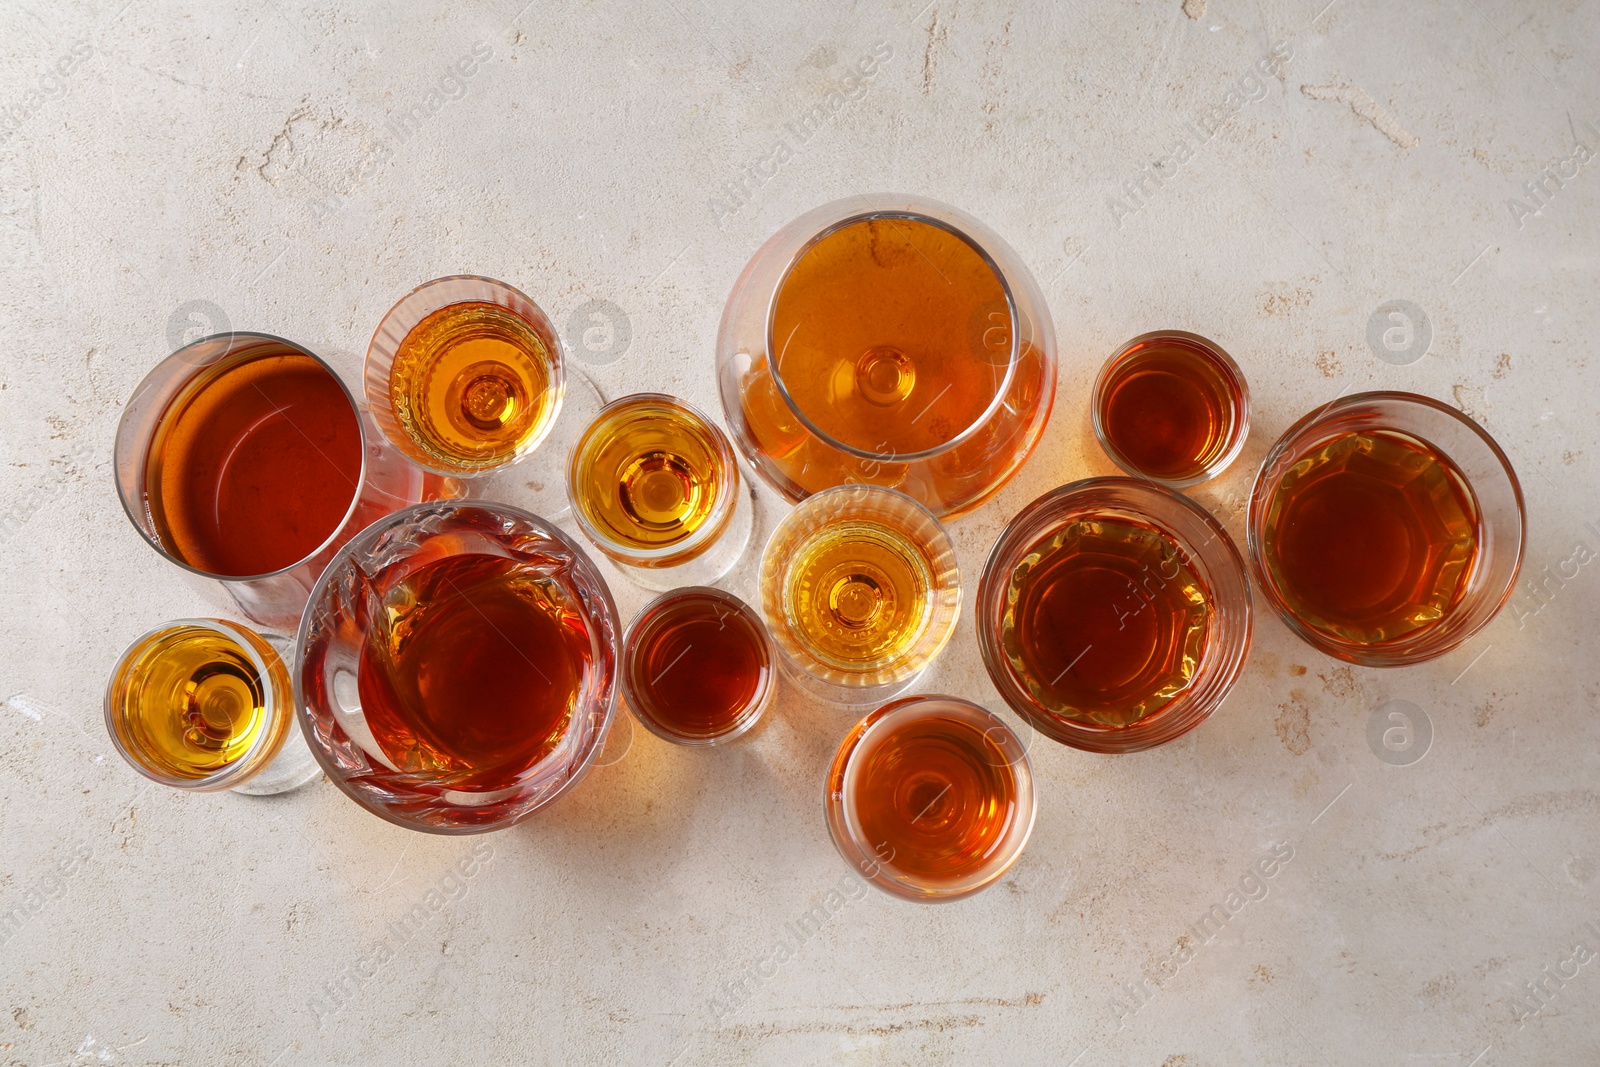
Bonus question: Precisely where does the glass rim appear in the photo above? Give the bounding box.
[292,498,620,835]
[762,200,1022,464]
[114,331,373,584]
[363,274,568,477]
[565,392,743,567]
[103,616,290,791]
[620,585,775,746]
[826,694,1036,902]
[1091,329,1252,489]
[976,476,1254,753]
[1245,389,1526,665]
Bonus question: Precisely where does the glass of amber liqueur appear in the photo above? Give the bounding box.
[977,478,1253,753]
[1248,391,1524,666]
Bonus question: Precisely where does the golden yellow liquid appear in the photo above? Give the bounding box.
[388,301,559,470]
[570,396,731,556]
[106,624,290,781]
[783,519,934,671]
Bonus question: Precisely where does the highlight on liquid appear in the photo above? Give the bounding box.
[568,394,738,566]
[1093,331,1249,486]
[826,695,1034,902]
[142,344,363,577]
[621,587,774,745]
[105,619,292,789]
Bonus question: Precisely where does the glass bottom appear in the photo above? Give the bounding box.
[232,727,321,796]
[611,475,756,592]
[463,368,606,521]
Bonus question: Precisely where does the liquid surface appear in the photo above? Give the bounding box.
[358,553,587,791]
[1003,518,1211,727]
[1099,339,1241,481]
[108,625,284,780]
[571,397,729,553]
[625,591,768,741]
[1262,430,1479,644]
[389,301,558,470]
[769,216,1009,455]
[147,351,362,576]
[848,712,1019,885]
[784,519,934,671]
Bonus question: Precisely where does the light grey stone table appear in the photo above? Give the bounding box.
[1,1,1596,1063]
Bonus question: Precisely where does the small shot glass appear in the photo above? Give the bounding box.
[105,618,320,795]
[825,695,1035,902]
[621,587,776,746]
[567,393,754,590]
[1092,330,1250,488]
[759,485,961,708]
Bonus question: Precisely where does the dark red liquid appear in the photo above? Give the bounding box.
[625,591,769,742]
[358,553,587,790]
[1264,431,1479,644]
[1099,339,1241,482]
[147,350,362,576]
[1006,519,1211,727]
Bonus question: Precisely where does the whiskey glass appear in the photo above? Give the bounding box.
[759,485,960,707]
[716,193,1057,520]
[105,618,320,795]
[1247,391,1524,666]
[620,587,776,746]
[295,501,618,833]
[1092,330,1250,487]
[364,275,604,515]
[566,393,754,590]
[825,695,1035,902]
[114,332,442,633]
[976,478,1253,754]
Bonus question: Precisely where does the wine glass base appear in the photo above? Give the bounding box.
[461,368,607,521]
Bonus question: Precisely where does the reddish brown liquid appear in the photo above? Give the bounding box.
[358,553,587,791]
[1003,519,1211,727]
[1262,431,1479,644]
[625,591,769,741]
[849,711,1018,883]
[1098,338,1241,482]
[146,350,362,576]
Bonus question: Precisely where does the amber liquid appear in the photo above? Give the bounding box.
[1002,519,1212,727]
[107,624,289,781]
[743,214,1049,510]
[625,591,769,741]
[782,518,934,672]
[357,552,589,791]
[570,396,730,556]
[849,711,1019,884]
[1099,337,1242,481]
[388,301,559,471]
[1261,430,1479,644]
[145,349,362,576]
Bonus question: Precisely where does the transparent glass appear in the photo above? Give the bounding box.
[114,332,442,633]
[1247,391,1525,666]
[825,695,1035,902]
[104,618,319,795]
[759,485,961,707]
[716,194,1057,520]
[294,501,620,834]
[364,275,603,514]
[976,478,1253,754]
[620,587,776,746]
[566,393,754,590]
[1092,330,1250,488]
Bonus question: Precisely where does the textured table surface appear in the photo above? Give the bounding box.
[2,1,1598,1063]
